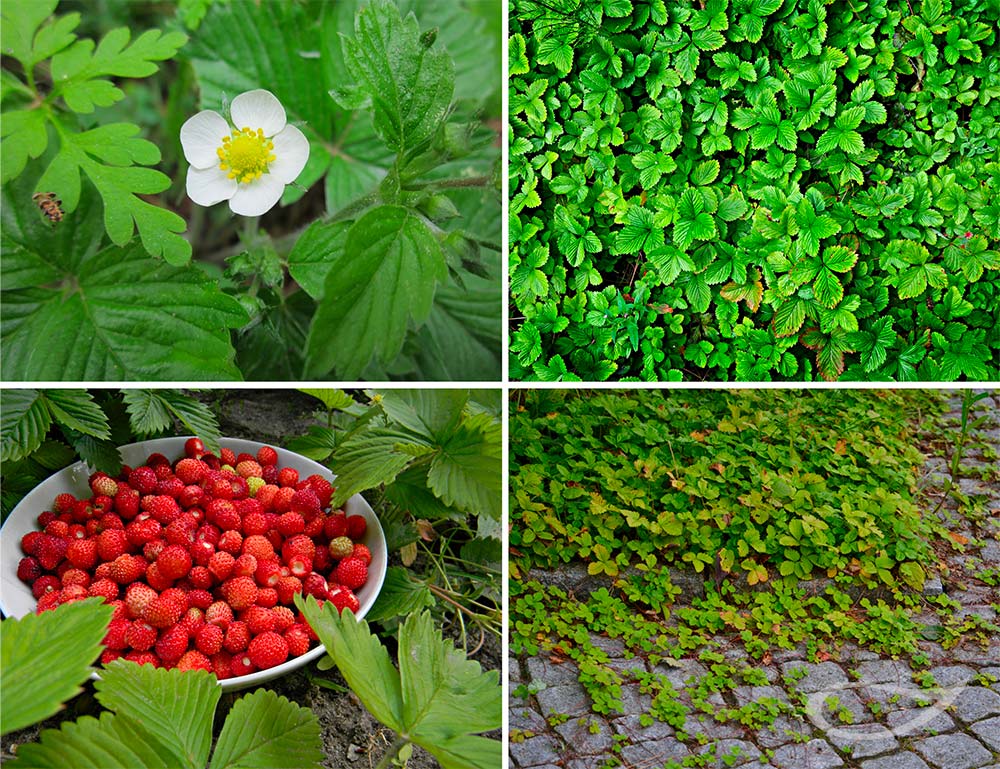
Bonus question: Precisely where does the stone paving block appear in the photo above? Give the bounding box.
[859,682,926,712]
[590,635,626,658]
[953,685,1000,723]
[825,723,899,759]
[771,646,808,664]
[696,738,761,768]
[509,655,522,684]
[970,715,1000,751]
[771,738,843,769]
[653,659,708,688]
[783,661,850,693]
[619,736,690,768]
[805,687,873,726]
[911,732,994,769]
[755,714,812,748]
[857,659,914,684]
[733,684,790,707]
[553,716,615,755]
[613,683,651,716]
[526,657,580,687]
[604,656,647,675]
[612,713,673,744]
[510,705,548,734]
[885,706,956,736]
[928,664,977,687]
[535,682,592,717]
[509,735,562,768]
[860,753,932,769]
[680,711,743,740]
[953,640,1000,666]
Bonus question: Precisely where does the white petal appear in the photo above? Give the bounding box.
[269,124,310,183]
[186,165,237,207]
[180,110,230,169]
[228,174,285,217]
[230,89,286,136]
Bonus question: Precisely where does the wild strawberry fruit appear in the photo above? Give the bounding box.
[195,623,224,655]
[346,515,367,539]
[17,557,41,582]
[221,576,258,611]
[184,438,206,459]
[351,544,372,566]
[256,446,278,466]
[327,536,353,560]
[176,650,211,671]
[247,631,288,670]
[223,620,250,653]
[333,557,368,590]
[157,545,193,580]
[91,475,118,498]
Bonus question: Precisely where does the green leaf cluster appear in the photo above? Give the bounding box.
[187,0,502,381]
[1,0,190,264]
[509,0,1000,381]
[510,389,942,586]
[298,599,501,769]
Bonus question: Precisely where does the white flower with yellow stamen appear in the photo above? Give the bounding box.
[180,89,309,217]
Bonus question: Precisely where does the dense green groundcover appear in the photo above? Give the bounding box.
[509,0,1000,382]
[510,389,943,588]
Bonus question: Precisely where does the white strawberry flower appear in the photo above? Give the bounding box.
[180,89,309,217]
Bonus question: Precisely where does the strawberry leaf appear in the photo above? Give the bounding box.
[209,689,322,769]
[1,598,113,736]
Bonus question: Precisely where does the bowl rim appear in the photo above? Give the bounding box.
[0,435,387,691]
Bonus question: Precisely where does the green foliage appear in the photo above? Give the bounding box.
[1,0,190,263]
[509,0,1000,381]
[298,599,502,769]
[0,389,221,516]
[2,0,501,383]
[1,598,113,736]
[510,389,941,586]
[190,0,502,381]
[8,660,322,769]
[322,389,501,520]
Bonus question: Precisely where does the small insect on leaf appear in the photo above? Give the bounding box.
[32,191,64,224]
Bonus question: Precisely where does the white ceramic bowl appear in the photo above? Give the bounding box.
[0,436,387,691]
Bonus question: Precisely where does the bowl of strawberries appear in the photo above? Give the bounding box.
[0,436,386,691]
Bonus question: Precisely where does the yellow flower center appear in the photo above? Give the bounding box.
[216,127,276,183]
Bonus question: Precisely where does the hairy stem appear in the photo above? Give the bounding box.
[373,734,410,769]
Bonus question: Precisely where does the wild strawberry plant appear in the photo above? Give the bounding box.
[1,0,501,381]
[509,0,1000,381]
[2,601,325,769]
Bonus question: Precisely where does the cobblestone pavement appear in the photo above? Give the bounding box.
[510,393,1000,769]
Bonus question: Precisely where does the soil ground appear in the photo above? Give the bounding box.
[1,389,500,769]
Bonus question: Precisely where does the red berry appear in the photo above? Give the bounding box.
[282,535,316,564]
[284,624,311,656]
[126,620,158,651]
[351,544,372,566]
[195,623,224,655]
[243,605,276,634]
[247,631,288,670]
[289,488,320,516]
[146,495,181,524]
[126,517,161,546]
[235,460,263,479]
[185,438,206,459]
[230,653,256,678]
[305,475,333,507]
[104,618,130,650]
[208,551,236,581]
[142,595,183,629]
[302,573,328,599]
[36,534,67,570]
[221,576,258,611]
[328,586,360,614]
[233,553,258,578]
[53,493,77,514]
[129,466,158,494]
[175,457,206,484]
[32,575,61,599]
[157,545,193,581]
[256,446,278,466]
[156,624,190,664]
[109,554,145,584]
[275,576,303,604]
[346,515,367,539]
[17,556,41,582]
[124,651,158,667]
[176,650,211,671]
[324,514,348,540]
[333,557,368,590]
[206,601,234,629]
[91,475,118,497]
[242,534,275,562]
[88,578,119,602]
[256,587,278,607]
[223,620,250,653]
